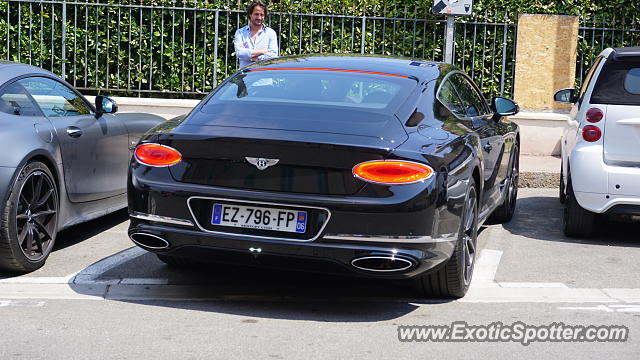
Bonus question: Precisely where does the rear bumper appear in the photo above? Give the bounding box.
[128,221,457,279]
[574,191,640,214]
[570,145,640,213]
[128,164,464,278]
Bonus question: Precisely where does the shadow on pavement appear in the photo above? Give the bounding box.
[53,209,129,251]
[502,196,640,247]
[69,250,453,322]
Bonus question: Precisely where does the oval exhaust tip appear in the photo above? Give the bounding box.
[351,256,415,272]
[129,232,170,250]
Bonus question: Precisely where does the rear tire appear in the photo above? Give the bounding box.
[414,178,478,298]
[563,180,595,238]
[0,161,59,273]
[488,144,519,223]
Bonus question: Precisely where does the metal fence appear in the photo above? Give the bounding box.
[1,0,517,98]
[577,15,640,87]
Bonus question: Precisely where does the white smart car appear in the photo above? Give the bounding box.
[555,47,640,237]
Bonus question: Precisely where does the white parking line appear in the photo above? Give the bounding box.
[71,246,146,284]
[471,249,502,286]
[2,245,640,304]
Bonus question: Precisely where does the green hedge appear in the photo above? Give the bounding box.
[0,1,638,98]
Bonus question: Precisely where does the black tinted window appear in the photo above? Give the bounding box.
[591,58,640,106]
[0,81,41,116]
[19,77,91,117]
[450,74,489,117]
[624,68,640,94]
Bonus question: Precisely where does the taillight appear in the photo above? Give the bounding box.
[582,125,602,142]
[134,143,182,166]
[352,160,434,185]
[586,108,604,123]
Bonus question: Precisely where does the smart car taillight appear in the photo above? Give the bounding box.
[586,108,604,123]
[582,125,602,142]
[135,143,182,166]
[352,160,434,184]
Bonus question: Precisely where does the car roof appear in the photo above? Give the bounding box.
[0,61,56,85]
[245,54,443,83]
[610,47,640,61]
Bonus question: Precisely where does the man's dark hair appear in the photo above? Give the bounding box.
[247,0,268,17]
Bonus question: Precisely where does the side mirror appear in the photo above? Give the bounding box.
[95,95,118,116]
[490,96,519,119]
[554,88,575,103]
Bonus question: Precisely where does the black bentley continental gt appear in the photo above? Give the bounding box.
[128,55,520,298]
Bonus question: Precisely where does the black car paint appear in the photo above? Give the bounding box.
[127,55,518,278]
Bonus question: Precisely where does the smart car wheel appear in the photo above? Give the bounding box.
[563,179,595,238]
[415,178,478,298]
[0,161,59,272]
[488,144,519,223]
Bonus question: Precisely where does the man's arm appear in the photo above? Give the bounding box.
[258,28,279,61]
[233,29,253,60]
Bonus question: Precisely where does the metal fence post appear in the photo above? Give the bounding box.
[361,15,366,54]
[500,13,508,96]
[444,15,454,64]
[62,0,67,79]
[6,1,10,61]
[214,9,219,87]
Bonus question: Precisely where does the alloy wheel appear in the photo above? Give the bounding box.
[462,188,478,285]
[507,147,519,212]
[15,170,58,261]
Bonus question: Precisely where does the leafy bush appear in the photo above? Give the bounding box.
[0,0,638,98]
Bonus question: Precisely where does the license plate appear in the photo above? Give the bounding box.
[211,203,307,233]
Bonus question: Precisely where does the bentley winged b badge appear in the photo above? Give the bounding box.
[245,157,279,170]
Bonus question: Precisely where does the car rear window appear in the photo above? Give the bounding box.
[202,69,417,113]
[591,58,640,105]
[624,68,640,94]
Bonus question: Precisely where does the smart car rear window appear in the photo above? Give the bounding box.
[624,68,640,94]
[591,58,640,105]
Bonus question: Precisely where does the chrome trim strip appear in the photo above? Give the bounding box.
[131,212,194,227]
[323,233,458,243]
[186,196,332,242]
[129,232,170,250]
[448,155,474,175]
[351,256,414,272]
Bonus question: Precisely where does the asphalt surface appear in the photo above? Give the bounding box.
[1,188,639,359]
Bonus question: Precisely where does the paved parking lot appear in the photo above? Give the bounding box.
[1,188,639,359]
[3,188,639,298]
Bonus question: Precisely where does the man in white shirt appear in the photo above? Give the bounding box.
[234,1,279,68]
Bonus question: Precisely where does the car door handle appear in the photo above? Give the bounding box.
[66,127,82,138]
[483,143,492,152]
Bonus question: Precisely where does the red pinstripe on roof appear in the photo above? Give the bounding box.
[246,67,411,79]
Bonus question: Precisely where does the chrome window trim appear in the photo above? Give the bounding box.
[186,196,332,242]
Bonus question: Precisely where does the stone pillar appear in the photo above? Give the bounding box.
[511,14,579,156]
[513,14,579,112]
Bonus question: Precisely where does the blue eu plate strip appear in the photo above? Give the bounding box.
[296,211,307,233]
[212,204,223,225]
